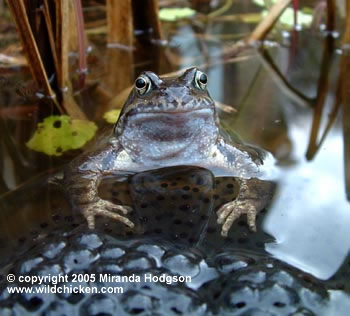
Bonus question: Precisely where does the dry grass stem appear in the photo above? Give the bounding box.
[42,0,59,77]
[132,0,164,41]
[306,37,334,160]
[257,49,312,108]
[103,0,133,117]
[341,1,350,200]
[248,0,292,43]
[6,0,55,98]
[107,0,133,46]
[326,0,336,31]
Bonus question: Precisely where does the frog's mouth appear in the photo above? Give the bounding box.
[121,107,218,160]
[127,108,213,140]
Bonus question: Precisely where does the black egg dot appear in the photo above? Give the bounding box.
[135,78,146,89]
[18,237,26,243]
[53,120,61,128]
[199,73,207,84]
[273,302,286,308]
[29,297,43,309]
[235,302,246,309]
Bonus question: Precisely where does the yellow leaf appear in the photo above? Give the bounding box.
[26,115,97,156]
[103,109,121,124]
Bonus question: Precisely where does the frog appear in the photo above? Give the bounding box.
[64,67,275,237]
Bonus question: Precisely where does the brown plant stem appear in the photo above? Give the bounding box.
[72,0,87,88]
[6,0,55,98]
[326,0,336,31]
[292,0,298,26]
[42,0,59,77]
[55,0,69,90]
[248,0,291,43]
[341,0,350,200]
[223,0,292,60]
[257,49,312,108]
[305,36,334,160]
[132,0,164,41]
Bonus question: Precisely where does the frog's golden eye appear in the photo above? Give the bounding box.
[135,75,152,95]
[194,70,208,90]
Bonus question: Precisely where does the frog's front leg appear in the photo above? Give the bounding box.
[217,178,257,236]
[64,143,134,229]
[216,177,274,237]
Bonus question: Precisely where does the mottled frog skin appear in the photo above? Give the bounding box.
[64,68,273,237]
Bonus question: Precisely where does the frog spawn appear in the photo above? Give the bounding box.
[0,228,332,315]
[0,169,345,315]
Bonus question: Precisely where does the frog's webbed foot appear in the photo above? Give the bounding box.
[81,198,134,229]
[217,200,257,237]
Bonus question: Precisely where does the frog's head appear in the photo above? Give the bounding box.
[114,68,219,162]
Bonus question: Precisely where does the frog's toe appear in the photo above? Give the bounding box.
[83,209,97,229]
[216,201,257,236]
[94,208,135,228]
[246,205,257,232]
[81,200,135,229]
[217,202,237,225]
[96,199,133,215]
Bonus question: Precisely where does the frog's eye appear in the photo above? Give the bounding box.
[135,75,152,95]
[194,70,208,90]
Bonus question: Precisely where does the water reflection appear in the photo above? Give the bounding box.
[264,118,350,280]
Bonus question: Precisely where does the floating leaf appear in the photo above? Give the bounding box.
[103,109,121,124]
[253,0,313,27]
[159,8,196,22]
[26,115,97,156]
[253,0,266,6]
[263,8,313,27]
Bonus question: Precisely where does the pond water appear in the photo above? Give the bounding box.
[0,0,349,315]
